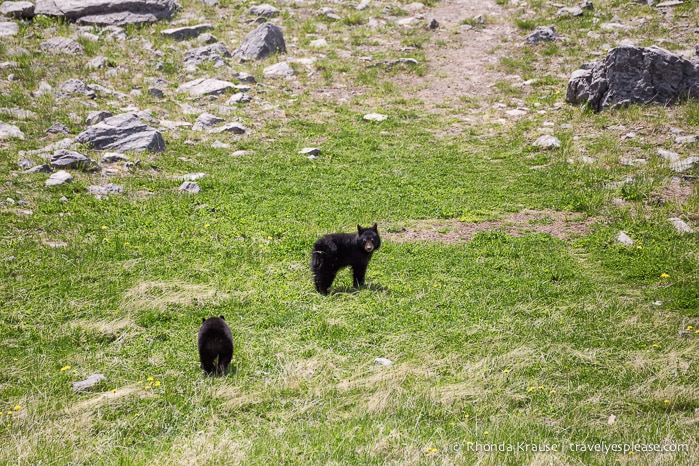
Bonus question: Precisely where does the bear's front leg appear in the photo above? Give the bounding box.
[352,264,367,288]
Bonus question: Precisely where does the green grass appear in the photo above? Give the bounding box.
[1,0,698,464]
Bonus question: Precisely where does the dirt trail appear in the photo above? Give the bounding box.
[394,0,519,107]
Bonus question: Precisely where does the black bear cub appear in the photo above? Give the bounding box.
[198,316,233,375]
[311,223,381,295]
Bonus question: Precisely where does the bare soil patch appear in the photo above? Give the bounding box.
[386,209,596,243]
[392,0,520,107]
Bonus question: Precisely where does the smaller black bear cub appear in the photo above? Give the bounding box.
[311,223,381,295]
[198,316,233,375]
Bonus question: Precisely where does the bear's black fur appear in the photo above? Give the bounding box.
[197,315,233,375]
[311,223,381,295]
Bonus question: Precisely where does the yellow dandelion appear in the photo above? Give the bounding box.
[103,237,109,242]
[503,369,510,373]
[267,236,273,240]
[7,411,12,415]
[431,448,438,453]
[549,389,556,394]
[539,385,544,389]
[147,377,154,381]
[464,414,469,419]
[636,245,642,249]
[694,330,699,334]
[101,226,107,230]
[660,273,670,278]
[112,389,117,393]
[145,385,152,390]
[687,326,694,330]
[629,451,634,455]
[204,224,210,228]
[528,387,535,392]
[72,370,77,374]
[665,314,670,318]
[484,431,489,435]
[664,399,670,404]
[124,242,129,246]
[154,381,161,387]
[13,406,20,411]
[60,365,71,371]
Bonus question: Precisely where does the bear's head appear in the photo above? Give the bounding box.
[357,223,381,253]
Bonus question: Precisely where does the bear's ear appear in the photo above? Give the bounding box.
[357,224,363,234]
[202,317,206,324]
[372,222,378,232]
[219,315,225,320]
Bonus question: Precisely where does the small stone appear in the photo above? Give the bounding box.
[675,135,697,144]
[179,173,207,181]
[179,181,201,194]
[670,156,699,172]
[41,37,84,55]
[193,113,225,131]
[668,217,693,233]
[24,164,52,174]
[427,18,439,30]
[309,38,328,48]
[533,135,561,149]
[363,113,387,121]
[46,171,73,186]
[18,159,34,169]
[263,61,295,77]
[619,157,646,166]
[657,148,681,162]
[46,123,71,135]
[0,21,19,37]
[86,111,113,126]
[86,56,108,69]
[0,121,25,140]
[211,141,230,149]
[71,374,106,392]
[226,93,252,104]
[617,231,634,246]
[505,109,527,117]
[526,26,559,44]
[148,87,165,98]
[231,150,254,157]
[248,4,280,17]
[300,148,320,156]
[50,150,92,169]
[210,122,246,134]
[374,357,393,366]
[101,152,129,164]
[557,7,583,17]
[87,184,124,196]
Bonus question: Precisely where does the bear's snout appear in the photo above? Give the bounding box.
[364,242,374,252]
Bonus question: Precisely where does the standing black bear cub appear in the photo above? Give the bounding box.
[311,223,381,295]
[198,316,233,375]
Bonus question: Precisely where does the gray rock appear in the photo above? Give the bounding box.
[0,121,25,140]
[76,112,166,153]
[45,170,73,186]
[161,23,213,40]
[533,135,561,149]
[50,150,92,169]
[193,113,224,131]
[179,172,206,181]
[147,87,164,98]
[210,122,246,134]
[233,22,286,61]
[46,123,71,135]
[617,231,634,246]
[201,0,218,5]
[374,357,393,366]
[675,135,697,144]
[231,150,254,157]
[24,164,52,174]
[300,147,320,156]
[34,0,181,26]
[0,2,35,19]
[59,79,96,98]
[363,113,387,122]
[226,92,252,104]
[71,374,106,392]
[86,111,113,126]
[248,4,279,17]
[179,78,235,97]
[0,21,19,37]
[18,159,34,169]
[668,217,693,233]
[557,7,583,17]
[40,37,84,55]
[526,26,559,44]
[263,61,294,77]
[580,0,594,9]
[657,148,681,162]
[670,156,699,172]
[86,56,108,69]
[428,18,439,30]
[179,181,200,193]
[0,107,37,120]
[235,72,256,83]
[34,81,53,97]
[184,43,231,70]
[211,141,230,149]
[87,183,124,196]
[100,152,128,163]
[567,46,699,112]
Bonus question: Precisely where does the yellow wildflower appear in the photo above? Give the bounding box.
[60,365,70,371]
[664,399,670,404]
[484,431,489,435]
[101,226,107,230]
[660,273,669,278]
[154,381,161,387]
[147,377,154,381]
[13,406,20,411]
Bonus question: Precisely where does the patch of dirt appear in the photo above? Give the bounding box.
[392,0,520,108]
[385,209,596,243]
[651,177,696,207]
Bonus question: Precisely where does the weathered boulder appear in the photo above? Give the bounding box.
[0,21,20,37]
[50,150,93,169]
[247,4,279,17]
[179,78,235,97]
[161,23,213,40]
[41,37,85,55]
[0,2,35,19]
[76,112,165,153]
[34,0,180,26]
[526,26,558,44]
[183,43,231,70]
[0,121,25,140]
[566,46,699,112]
[233,22,286,60]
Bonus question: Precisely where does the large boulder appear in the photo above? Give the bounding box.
[566,46,699,112]
[76,112,165,153]
[0,2,35,19]
[34,0,180,26]
[233,22,286,61]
